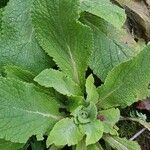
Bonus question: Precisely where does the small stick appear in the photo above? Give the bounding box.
[129,128,146,141]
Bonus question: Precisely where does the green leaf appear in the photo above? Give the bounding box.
[86,75,99,104]
[49,145,59,150]
[72,103,98,124]
[34,69,82,97]
[87,143,104,150]
[0,77,62,143]
[0,139,24,150]
[32,0,93,88]
[98,45,150,109]
[3,65,35,83]
[66,96,85,112]
[74,139,86,150]
[47,118,84,146]
[80,0,126,29]
[98,108,120,134]
[75,140,104,150]
[103,135,141,150]
[80,12,141,81]
[81,120,103,145]
[85,103,98,121]
[0,0,54,74]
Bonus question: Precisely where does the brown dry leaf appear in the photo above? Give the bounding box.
[113,0,150,41]
[136,99,150,111]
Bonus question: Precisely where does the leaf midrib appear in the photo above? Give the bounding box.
[3,106,62,120]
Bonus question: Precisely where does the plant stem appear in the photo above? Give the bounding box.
[129,128,146,141]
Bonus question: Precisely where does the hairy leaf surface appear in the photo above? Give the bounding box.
[3,65,35,83]
[82,120,103,145]
[86,75,99,104]
[87,144,104,150]
[80,0,126,29]
[98,108,120,134]
[98,45,150,109]
[0,139,24,150]
[32,0,93,88]
[76,140,104,150]
[0,78,62,143]
[47,118,84,146]
[0,0,53,74]
[34,69,82,96]
[80,13,141,81]
[103,135,141,150]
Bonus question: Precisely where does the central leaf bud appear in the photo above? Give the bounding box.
[72,103,97,124]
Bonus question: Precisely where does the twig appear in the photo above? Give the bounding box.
[129,128,146,141]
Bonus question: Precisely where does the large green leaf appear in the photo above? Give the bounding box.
[103,135,141,150]
[47,118,84,146]
[98,45,150,109]
[32,0,93,88]
[0,77,62,143]
[80,0,126,29]
[0,0,53,74]
[80,13,140,81]
[34,69,82,97]
[98,108,120,134]
[3,65,35,83]
[0,139,24,150]
[81,120,103,145]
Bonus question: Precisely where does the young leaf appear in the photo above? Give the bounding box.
[32,0,93,88]
[34,69,82,97]
[0,139,24,150]
[49,145,58,150]
[86,75,99,104]
[0,77,62,143]
[81,120,103,145]
[87,143,104,150]
[47,118,84,147]
[75,140,104,150]
[80,13,141,81]
[103,135,141,150]
[98,45,150,109]
[80,0,126,29]
[71,103,98,124]
[98,108,120,134]
[74,139,86,150]
[0,0,54,74]
[3,65,35,83]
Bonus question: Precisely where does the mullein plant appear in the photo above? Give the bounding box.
[0,0,149,149]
